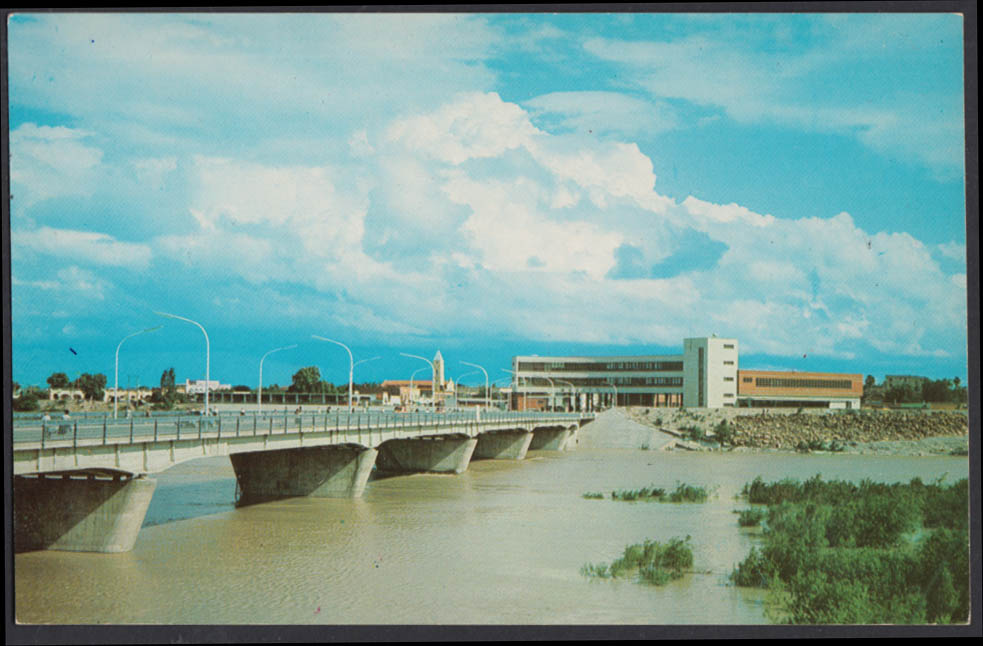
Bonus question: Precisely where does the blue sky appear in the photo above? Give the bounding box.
[7,11,970,390]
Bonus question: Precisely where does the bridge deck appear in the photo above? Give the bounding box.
[13,410,591,476]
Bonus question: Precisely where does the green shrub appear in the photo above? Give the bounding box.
[13,392,41,412]
[731,476,970,624]
[737,508,766,527]
[582,492,604,500]
[610,486,665,501]
[584,536,693,587]
[666,482,713,503]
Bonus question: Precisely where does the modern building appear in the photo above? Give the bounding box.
[511,337,861,411]
[736,369,862,409]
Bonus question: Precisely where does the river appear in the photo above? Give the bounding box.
[14,443,968,625]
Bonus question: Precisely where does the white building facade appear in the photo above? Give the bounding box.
[512,336,858,411]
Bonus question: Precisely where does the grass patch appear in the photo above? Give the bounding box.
[665,482,714,503]
[582,492,604,500]
[737,508,767,527]
[731,475,969,624]
[581,536,693,586]
[606,482,715,503]
[610,486,665,501]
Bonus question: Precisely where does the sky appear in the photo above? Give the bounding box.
[6,11,971,390]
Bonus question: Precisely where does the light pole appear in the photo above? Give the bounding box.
[114,325,162,419]
[606,381,618,409]
[259,344,297,414]
[556,378,576,412]
[401,353,436,410]
[312,335,355,411]
[501,368,530,411]
[409,367,428,408]
[155,311,210,415]
[460,361,490,409]
[491,376,512,408]
[541,375,556,411]
[352,356,380,408]
[456,369,481,405]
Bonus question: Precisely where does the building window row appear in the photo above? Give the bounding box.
[516,361,683,373]
[754,378,854,390]
[518,376,684,388]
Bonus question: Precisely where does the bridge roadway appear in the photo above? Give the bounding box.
[13,409,594,554]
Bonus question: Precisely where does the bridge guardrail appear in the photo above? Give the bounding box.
[14,410,593,451]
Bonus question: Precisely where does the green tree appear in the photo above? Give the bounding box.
[47,372,71,389]
[864,375,876,390]
[153,368,179,409]
[290,366,321,393]
[75,373,107,400]
[13,391,41,411]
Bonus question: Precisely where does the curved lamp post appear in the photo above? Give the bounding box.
[114,325,163,419]
[259,344,297,414]
[155,311,210,415]
[312,335,355,411]
[501,368,530,411]
[401,353,437,410]
[409,366,427,408]
[460,361,489,409]
[606,381,618,409]
[556,378,576,412]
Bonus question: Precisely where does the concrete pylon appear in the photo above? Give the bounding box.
[14,473,157,553]
[230,444,378,503]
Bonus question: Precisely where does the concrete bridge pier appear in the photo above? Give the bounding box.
[472,429,534,460]
[375,434,477,474]
[230,444,378,503]
[14,472,156,553]
[529,425,576,451]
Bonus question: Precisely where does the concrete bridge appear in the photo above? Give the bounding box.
[12,409,593,554]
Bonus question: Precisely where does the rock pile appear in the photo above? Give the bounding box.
[628,407,969,451]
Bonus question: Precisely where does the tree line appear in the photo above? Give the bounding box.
[863,375,967,405]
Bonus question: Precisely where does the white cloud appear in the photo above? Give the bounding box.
[10,123,103,208]
[13,227,152,270]
[524,91,679,137]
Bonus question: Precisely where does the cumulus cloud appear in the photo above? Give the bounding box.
[10,123,104,208]
[13,227,152,270]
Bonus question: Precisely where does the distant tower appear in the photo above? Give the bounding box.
[433,350,445,392]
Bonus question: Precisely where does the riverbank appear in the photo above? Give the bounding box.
[584,408,971,457]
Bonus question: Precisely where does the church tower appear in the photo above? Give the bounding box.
[433,350,445,392]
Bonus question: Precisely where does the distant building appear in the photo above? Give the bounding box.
[883,375,929,390]
[512,337,861,411]
[184,379,231,394]
[381,351,455,406]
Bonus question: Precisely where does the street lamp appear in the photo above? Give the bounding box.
[606,381,618,409]
[155,311,210,415]
[541,375,556,411]
[114,325,162,419]
[556,378,576,412]
[311,335,354,411]
[460,361,490,409]
[400,353,436,410]
[501,368,530,411]
[259,344,297,414]
[409,366,427,408]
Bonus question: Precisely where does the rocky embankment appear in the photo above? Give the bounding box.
[626,407,970,456]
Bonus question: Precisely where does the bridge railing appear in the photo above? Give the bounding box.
[13,410,591,450]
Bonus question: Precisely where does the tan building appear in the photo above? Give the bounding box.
[737,369,863,408]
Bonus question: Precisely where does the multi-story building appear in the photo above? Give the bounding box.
[511,336,861,411]
[736,369,862,409]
